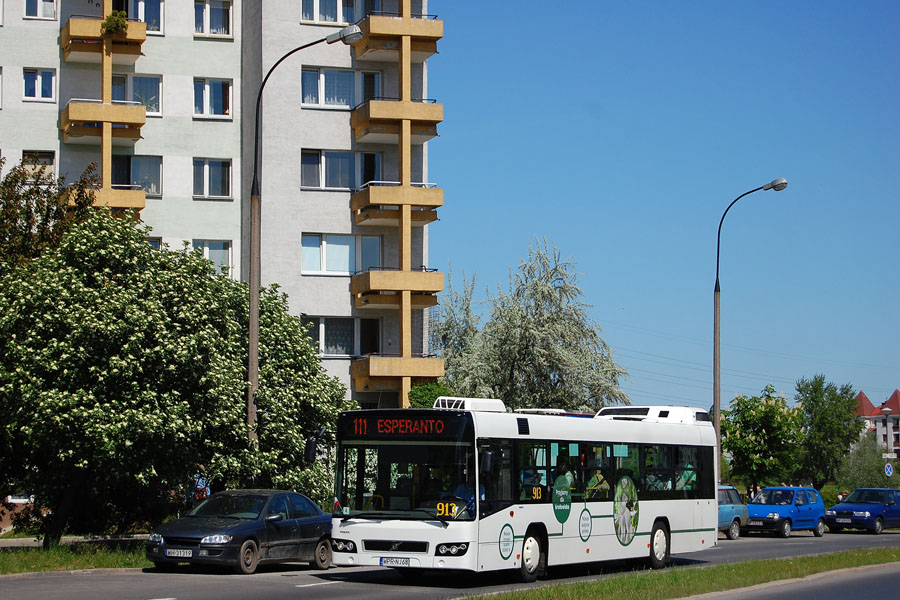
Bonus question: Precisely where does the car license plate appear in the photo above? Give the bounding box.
[836,518,851,524]
[749,520,763,526]
[380,557,410,567]
[165,548,192,558]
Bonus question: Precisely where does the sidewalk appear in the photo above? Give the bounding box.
[0,534,148,548]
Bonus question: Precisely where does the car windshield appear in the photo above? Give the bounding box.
[188,493,267,519]
[844,489,886,504]
[751,489,794,505]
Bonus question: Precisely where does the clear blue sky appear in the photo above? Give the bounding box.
[427,1,899,410]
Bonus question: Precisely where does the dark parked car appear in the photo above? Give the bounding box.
[826,488,900,534]
[744,486,826,538]
[718,485,749,540]
[146,489,332,574]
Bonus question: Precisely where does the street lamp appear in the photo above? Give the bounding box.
[713,177,787,474]
[882,406,893,450]
[247,24,363,447]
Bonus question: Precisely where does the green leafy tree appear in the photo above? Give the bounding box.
[408,381,453,409]
[438,240,627,411]
[0,156,95,275]
[795,374,862,489]
[0,209,348,546]
[836,432,897,492]
[722,384,803,488]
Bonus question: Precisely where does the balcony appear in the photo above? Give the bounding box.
[352,182,442,226]
[351,99,442,144]
[353,13,442,62]
[351,269,443,309]
[63,186,145,211]
[351,355,445,392]
[61,16,146,65]
[60,99,145,144]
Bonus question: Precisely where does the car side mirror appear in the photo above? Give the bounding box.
[266,513,284,523]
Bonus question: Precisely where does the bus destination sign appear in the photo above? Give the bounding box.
[339,412,468,441]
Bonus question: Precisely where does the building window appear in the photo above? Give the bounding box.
[23,68,54,102]
[301,69,380,109]
[112,74,161,115]
[112,155,162,196]
[21,150,54,180]
[113,0,164,33]
[146,237,162,250]
[301,233,381,275]
[193,78,231,118]
[301,150,380,190]
[192,240,232,274]
[194,0,231,36]
[25,0,55,19]
[305,317,371,356]
[302,0,354,24]
[193,158,231,199]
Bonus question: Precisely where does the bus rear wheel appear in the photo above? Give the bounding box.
[648,521,669,569]
[519,534,542,583]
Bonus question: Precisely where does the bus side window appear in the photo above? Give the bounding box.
[583,444,611,501]
[518,442,548,503]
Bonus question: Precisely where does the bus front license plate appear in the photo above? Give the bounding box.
[381,557,410,567]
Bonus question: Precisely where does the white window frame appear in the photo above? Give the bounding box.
[112,154,163,197]
[301,0,356,25]
[304,316,370,357]
[301,233,381,276]
[300,150,381,191]
[23,68,55,103]
[192,158,232,199]
[24,0,56,20]
[192,239,233,275]
[133,0,164,34]
[193,77,232,119]
[194,0,232,37]
[302,68,381,110]
[112,73,162,116]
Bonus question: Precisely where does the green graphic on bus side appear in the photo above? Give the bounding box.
[552,476,573,523]
[499,523,515,560]
[613,476,639,546]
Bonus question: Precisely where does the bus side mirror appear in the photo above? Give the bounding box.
[304,427,325,465]
[480,450,495,474]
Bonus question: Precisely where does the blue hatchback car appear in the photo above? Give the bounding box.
[744,486,826,538]
[718,485,749,540]
[825,488,900,534]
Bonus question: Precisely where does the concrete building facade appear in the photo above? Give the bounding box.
[0,0,443,407]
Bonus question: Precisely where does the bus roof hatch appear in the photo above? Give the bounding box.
[433,397,507,412]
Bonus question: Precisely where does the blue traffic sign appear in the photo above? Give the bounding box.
[886,463,894,477]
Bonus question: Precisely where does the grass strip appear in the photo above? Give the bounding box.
[479,547,900,600]
[0,544,152,574]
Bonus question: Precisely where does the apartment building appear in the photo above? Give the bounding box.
[0,0,444,407]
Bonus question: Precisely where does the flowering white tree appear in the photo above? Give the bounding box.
[0,209,348,546]
[438,240,628,411]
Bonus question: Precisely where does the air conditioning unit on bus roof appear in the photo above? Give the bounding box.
[595,405,712,424]
[432,396,507,412]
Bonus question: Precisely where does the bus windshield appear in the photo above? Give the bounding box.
[335,411,478,521]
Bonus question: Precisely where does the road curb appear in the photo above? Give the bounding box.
[676,561,900,599]
[0,568,148,580]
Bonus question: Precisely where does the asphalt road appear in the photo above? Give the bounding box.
[2,530,899,600]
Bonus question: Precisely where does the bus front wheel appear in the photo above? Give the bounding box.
[519,534,542,583]
[648,521,669,569]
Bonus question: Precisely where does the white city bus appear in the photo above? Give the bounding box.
[331,397,717,581]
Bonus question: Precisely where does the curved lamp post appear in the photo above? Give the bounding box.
[713,178,787,473]
[248,24,363,447]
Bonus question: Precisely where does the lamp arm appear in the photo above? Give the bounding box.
[251,37,329,196]
[715,185,764,289]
